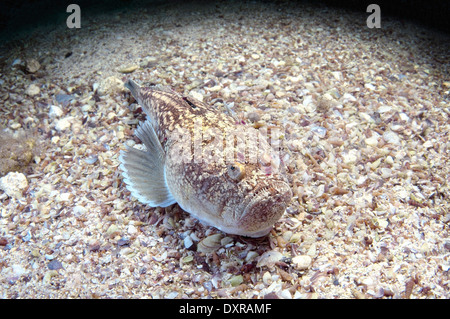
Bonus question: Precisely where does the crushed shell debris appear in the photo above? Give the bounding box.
[0,1,449,299]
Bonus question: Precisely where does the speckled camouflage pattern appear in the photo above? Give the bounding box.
[120,80,292,237]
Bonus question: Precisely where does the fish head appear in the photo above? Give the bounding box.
[217,161,293,237]
[167,126,293,238]
[175,154,292,238]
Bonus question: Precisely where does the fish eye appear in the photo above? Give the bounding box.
[227,163,245,181]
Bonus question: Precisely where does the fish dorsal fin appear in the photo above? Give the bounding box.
[119,120,176,207]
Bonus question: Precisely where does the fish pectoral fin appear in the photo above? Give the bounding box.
[119,120,176,207]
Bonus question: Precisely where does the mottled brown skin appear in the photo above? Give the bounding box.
[124,80,292,237]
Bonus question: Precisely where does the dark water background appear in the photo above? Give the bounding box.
[1,0,449,45]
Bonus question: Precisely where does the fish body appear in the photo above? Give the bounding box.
[119,79,292,237]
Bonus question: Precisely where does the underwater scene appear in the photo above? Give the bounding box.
[0,0,449,299]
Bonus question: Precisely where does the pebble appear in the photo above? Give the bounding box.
[0,172,28,199]
[43,270,58,284]
[247,112,260,123]
[342,93,357,102]
[25,59,41,73]
[139,56,158,68]
[256,250,283,268]
[54,117,72,131]
[190,91,204,102]
[9,122,21,130]
[365,136,379,147]
[47,259,63,270]
[378,105,392,113]
[310,126,327,138]
[117,65,139,73]
[331,71,342,81]
[291,255,312,270]
[84,156,98,165]
[106,224,120,238]
[59,192,71,201]
[342,149,359,164]
[12,264,27,277]
[197,233,223,253]
[49,105,63,118]
[25,84,40,96]
[183,235,194,250]
[97,76,125,96]
[55,94,74,107]
[127,224,137,235]
[364,83,376,91]
[81,104,92,112]
[380,168,392,179]
[73,205,86,216]
[11,58,22,66]
[383,130,401,145]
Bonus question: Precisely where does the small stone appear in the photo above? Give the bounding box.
[365,136,378,147]
[49,105,63,118]
[0,238,8,246]
[399,112,410,122]
[292,255,312,270]
[118,65,139,73]
[47,259,63,270]
[59,192,71,201]
[383,130,401,145]
[139,56,158,68]
[127,224,137,235]
[245,251,259,263]
[378,105,392,113]
[9,122,21,130]
[81,104,92,112]
[380,168,392,179]
[54,117,72,131]
[331,71,342,81]
[229,275,243,287]
[43,270,58,284]
[256,250,283,268]
[11,58,22,67]
[106,224,120,238]
[190,91,204,102]
[0,172,28,199]
[26,84,40,96]
[342,93,357,102]
[423,140,433,149]
[247,112,260,123]
[97,76,125,96]
[25,59,41,73]
[165,291,179,299]
[251,54,260,59]
[197,233,222,253]
[73,205,86,216]
[183,235,194,250]
[55,94,74,107]
[84,156,98,165]
[342,149,359,164]
[364,83,376,91]
[310,126,327,138]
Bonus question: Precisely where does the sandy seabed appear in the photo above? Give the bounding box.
[0,1,449,298]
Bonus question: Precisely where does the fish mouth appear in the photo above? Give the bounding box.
[238,180,292,237]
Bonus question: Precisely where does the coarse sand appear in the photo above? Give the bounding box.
[0,1,449,298]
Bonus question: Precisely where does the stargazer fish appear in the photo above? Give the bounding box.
[119,79,292,237]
